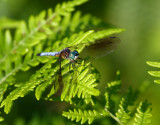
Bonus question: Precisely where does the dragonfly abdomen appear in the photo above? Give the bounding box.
[37,52,60,56]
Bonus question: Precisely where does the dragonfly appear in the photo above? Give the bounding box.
[37,37,120,70]
[37,48,80,70]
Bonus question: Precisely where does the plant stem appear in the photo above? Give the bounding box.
[104,108,124,125]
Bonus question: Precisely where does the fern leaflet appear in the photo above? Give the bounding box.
[62,109,107,124]
[134,100,152,125]
[147,61,160,84]
[115,87,138,124]
[61,62,100,104]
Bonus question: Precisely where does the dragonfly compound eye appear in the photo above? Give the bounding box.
[72,50,79,60]
[73,50,79,56]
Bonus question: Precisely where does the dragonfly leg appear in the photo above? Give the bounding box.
[71,62,79,73]
[74,58,85,67]
[72,61,76,69]
[69,61,71,71]
[59,52,62,76]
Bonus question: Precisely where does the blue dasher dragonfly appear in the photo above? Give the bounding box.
[37,48,80,70]
[37,37,120,69]
[37,48,79,63]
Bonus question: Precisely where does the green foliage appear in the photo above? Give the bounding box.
[147,61,160,84]
[1,59,57,114]
[0,0,94,86]
[61,62,100,104]
[134,100,152,125]
[62,109,106,124]
[0,0,124,115]
[63,71,152,125]
[0,0,153,124]
[0,17,22,29]
[115,88,138,124]
[104,71,121,110]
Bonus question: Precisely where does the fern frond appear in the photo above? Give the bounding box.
[58,30,94,51]
[105,71,121,110]
[61,61,100,104]
[62,109,106,124]
[147,61,160,84]
[104,80,121,111]
[1,26,122,113]
[103,71,124,125]
[85,28,125,43]
[107,80,121,94]
[0,0,89,86]
[55,0,88,16]
[1,55,98,113]
[134,100,152,125]
[1,59,57,114]
[0,42,48,85]
[103,71,152,125]
[115,87,138,124]
[0,17,22,29]
[56,11,119,38]
[0,1,126,122]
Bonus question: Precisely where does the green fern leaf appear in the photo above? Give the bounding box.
[148,71,160,77]
[55,0,88,16]
[154,80,160,84]
[85,28,125,43]
[106,80,121,94]
[147,61,160,84]
[47,77,60,98]
[1,59,56,114]
[35,78,54,100]
[62,109,104,124]
[104,80,121,110]
[0,83,8,103]
[61,62,100,103]
[146,61,160,68]
[105,71,121,110]
[134,100,152,125]
[0,17,22,29]
[115,88,138,124]
[0,0,90,86]
[1,26,120,113]
[103,71,152,125]
[0,0,126,119]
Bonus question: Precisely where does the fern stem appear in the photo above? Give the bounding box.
[16,13,56,47]
[0,57,38,84]
[0,65,19,85]
[104,108,124,125]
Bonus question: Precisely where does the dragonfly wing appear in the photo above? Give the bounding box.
[80,37,120,61]
[37,52,60,57]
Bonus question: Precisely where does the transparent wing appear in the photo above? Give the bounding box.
[80,37,120,61]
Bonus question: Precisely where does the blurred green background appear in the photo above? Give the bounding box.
[0,0,160,124]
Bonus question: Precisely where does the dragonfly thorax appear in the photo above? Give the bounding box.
[69,50,79,60]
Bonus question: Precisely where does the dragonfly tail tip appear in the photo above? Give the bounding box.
[37,53,41,56]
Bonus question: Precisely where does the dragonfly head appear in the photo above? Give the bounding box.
[69,50,79,60]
